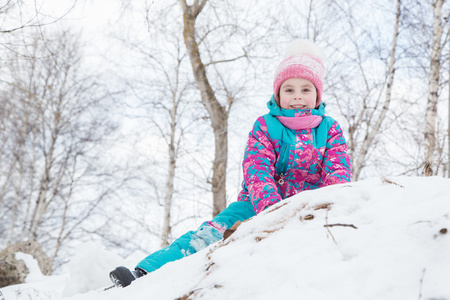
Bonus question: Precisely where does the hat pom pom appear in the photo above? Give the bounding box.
[283,39,325,63]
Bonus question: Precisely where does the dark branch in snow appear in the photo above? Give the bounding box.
[324,223,358,229]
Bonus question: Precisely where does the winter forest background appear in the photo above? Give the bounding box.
[1,0,449,275]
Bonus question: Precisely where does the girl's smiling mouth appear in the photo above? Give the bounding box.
[290,104,307,109]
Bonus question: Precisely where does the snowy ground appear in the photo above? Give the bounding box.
[1,176,449,300]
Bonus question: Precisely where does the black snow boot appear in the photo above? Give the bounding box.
[109,266,147,288]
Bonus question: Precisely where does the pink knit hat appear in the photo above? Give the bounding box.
[273,39,325,108]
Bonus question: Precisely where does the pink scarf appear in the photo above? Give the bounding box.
[276,115,322,129]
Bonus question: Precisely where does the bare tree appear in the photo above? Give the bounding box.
[178,0,273,216]
[178,0,231,216]
[351,0,401,180]
[105,0,217,249]
[424,0,448,176]
[123,14,195,247]
[0,29,119,269]
[0,0,77,34]
[321,0,404,180]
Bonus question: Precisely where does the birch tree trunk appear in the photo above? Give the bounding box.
[352,0,401,180]
[160,91,179,248]
[28,138,56,240]
[121,6,194,247]
[6,133,26,245]
[424,0,445,176]
[179,0,228,217]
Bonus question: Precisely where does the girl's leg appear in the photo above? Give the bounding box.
[135,201,255,274]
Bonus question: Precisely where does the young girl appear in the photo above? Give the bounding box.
[109,39,352,287]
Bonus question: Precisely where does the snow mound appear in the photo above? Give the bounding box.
[62,242,127,297]
[1,176,449,300]
[162,176,450,300]
[15,253,46,283]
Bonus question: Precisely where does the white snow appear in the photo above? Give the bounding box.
[62,242,127,297]
[1,176,449,300]
[14,253,46,283]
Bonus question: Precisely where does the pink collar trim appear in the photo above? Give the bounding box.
[276,115,323,129]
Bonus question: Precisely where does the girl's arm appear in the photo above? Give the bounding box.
[320,121,352,186]
[238,116,282,214]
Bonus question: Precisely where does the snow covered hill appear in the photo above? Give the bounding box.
[1,176,449,300]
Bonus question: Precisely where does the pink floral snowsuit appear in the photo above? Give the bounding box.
[237,97,352,214]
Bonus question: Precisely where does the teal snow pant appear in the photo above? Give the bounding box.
[135,201,255,274]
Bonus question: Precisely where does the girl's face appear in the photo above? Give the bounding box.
[279,78,317,110]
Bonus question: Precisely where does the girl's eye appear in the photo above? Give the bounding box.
[285,88,293,92]
[303,89,310,92]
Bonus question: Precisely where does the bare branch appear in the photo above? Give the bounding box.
[324,223,358,229]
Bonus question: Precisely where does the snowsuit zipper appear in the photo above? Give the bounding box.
[276,144,291,185]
